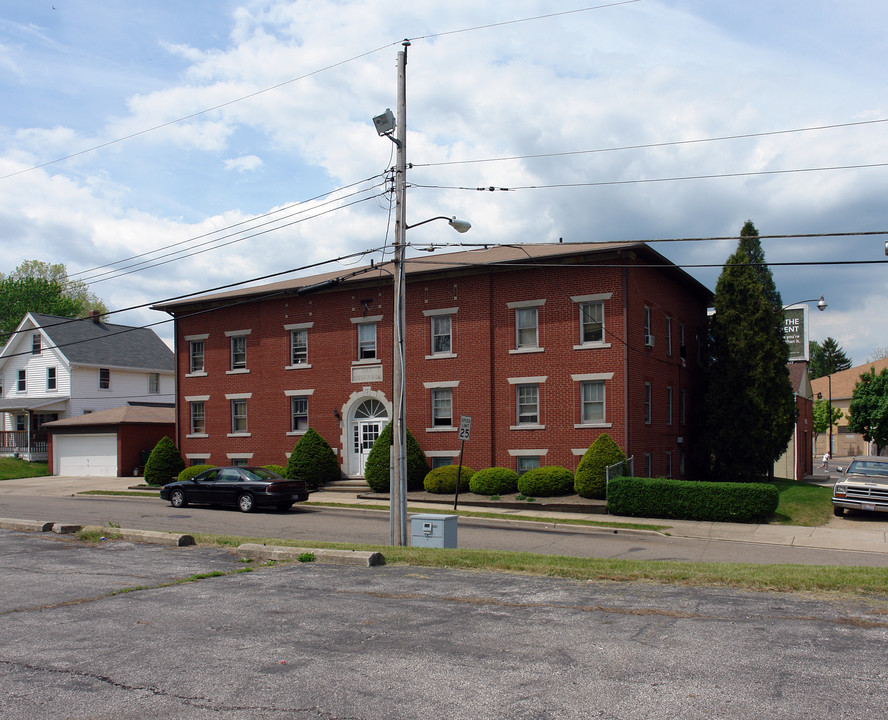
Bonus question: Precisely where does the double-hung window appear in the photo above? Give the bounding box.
[517,384,539,425]
[357,322,377,360]
[580,302,604,344]
[431,315,452,355]
[17,370,26,392]
[508,300,545,352]
[291,396,308,432]
[32,334,41,355]
[666,386,673,425]
[644,382,652,425]
[47,367,57,391]
[190,401,206,434]
[188,337,206,374]
[231,336,246,370]
[231,399,248,433]
[516,308,538,349]
[226,330,250,372]
[99,368,110,390]
[291,329,308,364]
[581,381,605,423]
[432,388,453,427]
[148,373,159,394]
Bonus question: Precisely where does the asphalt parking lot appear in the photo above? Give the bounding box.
[4,529,888,720]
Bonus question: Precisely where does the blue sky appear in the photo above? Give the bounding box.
[2,0,887,364]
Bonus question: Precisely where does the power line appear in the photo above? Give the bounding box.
[69,174,385,282]
[411,118,888,168]
[0,2,642,182]
[411,160,888,192]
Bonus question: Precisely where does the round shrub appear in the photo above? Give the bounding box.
[177,464,216,482]
[517,466,575,497]
[285,428,340,489]
[263,464,287,477]
[364,423,429,493]
[470,467,519,496]
[144,436,185,487]
[575,433,627,499]
[423,464,475,494]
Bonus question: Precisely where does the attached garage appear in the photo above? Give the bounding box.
[54,433,118,476]
[45,405,175,477]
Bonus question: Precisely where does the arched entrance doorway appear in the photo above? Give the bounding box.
[347,397,390,476]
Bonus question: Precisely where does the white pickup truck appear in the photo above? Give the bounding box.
[832,456,888,517]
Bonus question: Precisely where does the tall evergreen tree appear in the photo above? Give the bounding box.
[704,221,796,481]
[808,337,852,379]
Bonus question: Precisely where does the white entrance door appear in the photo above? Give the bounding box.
[350,399,388,476]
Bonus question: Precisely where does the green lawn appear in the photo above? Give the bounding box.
[0,457,49,480]
[769,479,834,526]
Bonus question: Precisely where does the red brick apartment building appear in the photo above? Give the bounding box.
[153,242,713,480]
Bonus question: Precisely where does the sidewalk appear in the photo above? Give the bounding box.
[3,475,887,556]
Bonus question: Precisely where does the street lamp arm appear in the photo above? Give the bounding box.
[406,216,472,233]
[783,295,827,311]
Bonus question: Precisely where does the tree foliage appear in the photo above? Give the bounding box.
[284,428,340,488]
[808,337,852,380]
[847,366,888,454]
[363,423,429,493]
[703,221,796,481]
[574,433,627,499]
[812,398,843,440]
[0,260,108,342]
[144,436,186,487]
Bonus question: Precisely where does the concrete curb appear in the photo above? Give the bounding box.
[237,542,385,567]
[82,525,195,547]
[0,518,56,532]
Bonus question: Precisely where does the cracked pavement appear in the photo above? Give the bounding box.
[2,529,888,719]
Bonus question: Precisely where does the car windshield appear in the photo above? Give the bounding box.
[846,460,888,479]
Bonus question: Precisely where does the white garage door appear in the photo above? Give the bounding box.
[55,434,119,477]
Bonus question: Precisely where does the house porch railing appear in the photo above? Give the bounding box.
[0,431,49,461]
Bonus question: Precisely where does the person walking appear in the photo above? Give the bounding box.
[818,451,830,471]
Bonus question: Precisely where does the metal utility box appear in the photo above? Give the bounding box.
[410,514,458,548]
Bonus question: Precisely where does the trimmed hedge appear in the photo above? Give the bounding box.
[470,467,519,496]
[263,464,288,477]
[424,464,475,494]
[575,433,627,499]
[517,466,575,497]
[177,464,216,482]
[144,436,186,487]
[285,428,340,488]
[364,423,429,493]
[606,476,779,522]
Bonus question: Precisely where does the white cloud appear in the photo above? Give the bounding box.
[224,154,263,172]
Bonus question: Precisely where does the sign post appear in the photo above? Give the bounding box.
[453,415,471,510]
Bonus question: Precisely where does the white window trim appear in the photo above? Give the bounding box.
[184,333,209,341]
[225,393,253,400]
[506,299,546,309]
[186,336,207,377]
[425,308,457,359]
[285,322,314,369]
[187,398,208,438]
[224,329,252,337]
[287,391,311,436]
[512,381,544,430]
[351,315,383,324]
[423,307,459,316]
[508,449,549,456]
[571,293,612,350]
[507,376,548,384]
[509,300,544,354]
[423,381,460,389]
[573,374,613,429]
[284,389,315,396]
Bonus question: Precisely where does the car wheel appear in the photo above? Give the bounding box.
[238,493,256,513]
[276,502,293,512]
[170,489,187,508]
[833,506,844,517]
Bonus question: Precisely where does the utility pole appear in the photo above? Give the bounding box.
[390,40,410,546]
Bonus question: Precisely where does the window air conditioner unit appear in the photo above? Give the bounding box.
[644,334,655,348]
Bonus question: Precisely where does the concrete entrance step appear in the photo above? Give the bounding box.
[320,479,370,493]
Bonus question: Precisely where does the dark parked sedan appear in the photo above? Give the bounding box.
[160,466,309,513]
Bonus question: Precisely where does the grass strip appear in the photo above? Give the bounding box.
[184,531,888,600]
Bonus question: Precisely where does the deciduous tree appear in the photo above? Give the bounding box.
[847,366,888,454]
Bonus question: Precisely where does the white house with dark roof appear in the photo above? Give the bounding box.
[0,312,174,461]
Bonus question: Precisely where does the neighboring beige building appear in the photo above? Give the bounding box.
[811,357,888,457]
